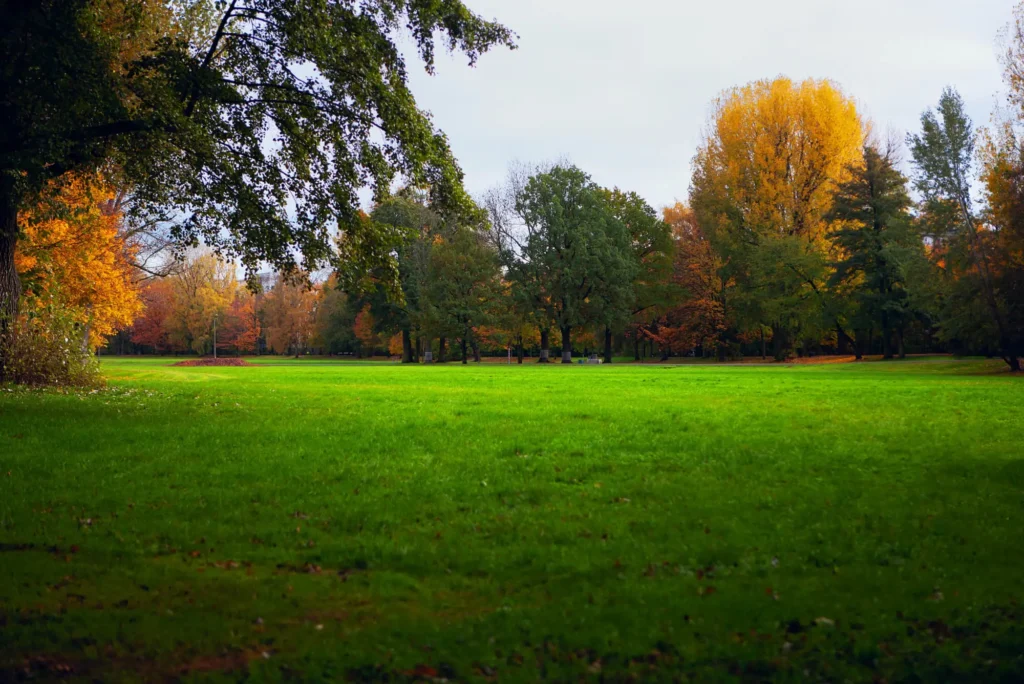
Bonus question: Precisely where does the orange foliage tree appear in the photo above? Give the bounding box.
[15,173,142,349]
[131,278,177,352]
[353,304,380,354]
[220,291,262,354]
[657,204,726,356]
[263,276,320,356]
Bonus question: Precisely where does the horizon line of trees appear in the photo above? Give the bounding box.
[5,2,1024,383]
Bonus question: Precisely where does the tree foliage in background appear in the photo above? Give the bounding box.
[909,89,1021,370]
[510,166,636,363]
[659,203,726,357]
[264,276,318,356]
[425,227,502,364]
[165,251,236,354]
[1,0,515,378]
[828,144,924,359]
[691,77,864,359]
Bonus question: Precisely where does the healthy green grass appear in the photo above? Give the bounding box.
[1,358,1022,682]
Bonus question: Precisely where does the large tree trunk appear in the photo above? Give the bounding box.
[538,328,550,363]
[401,329,413,364]
[516,336,524,364]
[472,339,480,363]
[604,326,613,364]
[560,325,572,363]
[0,179,20,381]
[438,337,447,363]
[461,334,468,365]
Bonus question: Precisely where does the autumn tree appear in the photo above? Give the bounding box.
[909,88,1021,370]
[263,276,319,356]
[658,203,726,357]
[15,172,142,351]
[131,278,176,353]
[1,1,515,378]
[977,124,1024,368]
[165,252,236,354]
[220,289,261,354]
[353,304,381,356]
[485,280,541,364]
[313,278,361,356]
[691,77,864,359]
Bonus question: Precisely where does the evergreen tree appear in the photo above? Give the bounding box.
[829,144,923,359]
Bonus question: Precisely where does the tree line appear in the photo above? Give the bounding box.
[4,1,1024,382]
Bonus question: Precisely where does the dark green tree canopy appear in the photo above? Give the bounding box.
[828,144,922,358]
[0,0,515,320]
[511,165,636,358]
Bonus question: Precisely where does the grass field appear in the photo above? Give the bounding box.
[1,358,1022,681]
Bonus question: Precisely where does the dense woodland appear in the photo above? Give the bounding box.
[3,1,1024,384]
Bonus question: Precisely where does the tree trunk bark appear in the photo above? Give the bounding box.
[538,328,550,363]
[438,336,447,363]
[516,336,523,364]
[461,335,468,365]
[604,326,613,364]
[0,178,20,381]
[472,339,480,363]
[560,325,572,363]
[882,312,893,360]
[415,335,422,363]
[401,329,413,364]
[761,327,767,360]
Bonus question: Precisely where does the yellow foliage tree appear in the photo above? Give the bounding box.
[15,173,142,349]
[165,252,237,354]
[690,77,864,358]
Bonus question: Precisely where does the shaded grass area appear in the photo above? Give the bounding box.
[1,359,1022,681]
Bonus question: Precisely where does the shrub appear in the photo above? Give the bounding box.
[1,297,103,388]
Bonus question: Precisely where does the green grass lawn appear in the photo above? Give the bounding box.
[2,358,1022,682]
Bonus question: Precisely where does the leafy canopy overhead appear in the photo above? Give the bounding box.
[1,0,516,285]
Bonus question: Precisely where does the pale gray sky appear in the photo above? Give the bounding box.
[401,0,1014,211]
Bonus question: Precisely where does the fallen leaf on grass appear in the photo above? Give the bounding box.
[398,664,438,678]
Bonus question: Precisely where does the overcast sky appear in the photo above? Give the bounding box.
[399,0,1014,212]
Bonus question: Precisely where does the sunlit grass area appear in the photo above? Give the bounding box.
[2,358,1022,681]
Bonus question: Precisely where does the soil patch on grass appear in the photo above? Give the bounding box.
[172,358,253,367]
